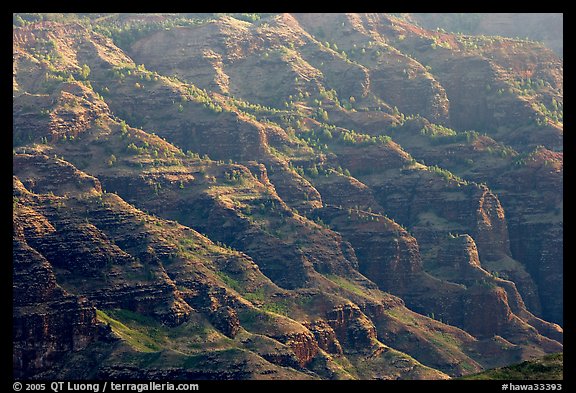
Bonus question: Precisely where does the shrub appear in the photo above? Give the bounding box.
[107,154,117,167]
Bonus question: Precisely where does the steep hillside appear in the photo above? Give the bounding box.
[461,352,563,380]
[13,13,562,380]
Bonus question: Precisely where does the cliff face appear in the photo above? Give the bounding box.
[13,188,100,378]
[386,119,562,325]
[13,13,562,380]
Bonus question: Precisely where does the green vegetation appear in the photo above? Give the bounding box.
[293,122,392,152]
[419,125,484,147]
[215,271,243,293]
[261,299,291,316]
[337,129,392,146]
[79,64,91,80]
[325,274,371,297]
[14,13,91,26]
[106,154,117,167]
[224,169,245,184]
[428,165,468,184]
[461,353,562,380]
[96,309,162,352]
[420,123,457,137]
[92,15,210,49]
[181,84,223,114]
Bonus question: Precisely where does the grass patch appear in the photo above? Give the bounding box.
[325,274,371,298]
[386,306,478,370]
[261,299,290,316]
[237,307,303,336]
[329,354,360,379]
[238,308,268,332]
[96,309,162,352]
[100,308,234,355]
[215,271,243,292]
[243,287,266,303]
[386,306,421,326]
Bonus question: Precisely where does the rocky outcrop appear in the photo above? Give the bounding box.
[265,159,323,213]
[314,201,562,349]
[326,304,380,353]
[240,334,302,369]
[237,308,320,368]
[315,206,423,294]
[304,320,343,355]
[13,153,102,197]
[432,235,561,344]
[385,123,562,324]
[462,284,514,337]
[311,172,383,213]
[433,234,497,285]
[472,186,511,260]
[176,281,244,338]
[210,306,241,338]
[357,163,515,274]
[279,330,319,367]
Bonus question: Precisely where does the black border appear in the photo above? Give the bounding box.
[9,8,569,392]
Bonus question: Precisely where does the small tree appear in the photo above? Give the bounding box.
[307,164,319,177]
[79,64,90,80]
[126,143,139,155]
[107,154,117,167]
